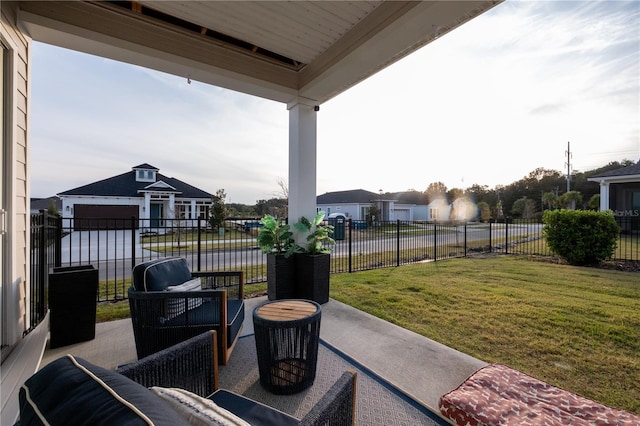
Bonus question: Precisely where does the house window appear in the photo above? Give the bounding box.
[430,208,439,220]
[197,205,208,219]
[361,206,370,220]
[136,169,156,182]
[174,204,190,219]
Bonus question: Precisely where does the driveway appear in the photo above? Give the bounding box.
[60,230,156,263]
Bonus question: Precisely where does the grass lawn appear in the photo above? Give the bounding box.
[330,255,640,414]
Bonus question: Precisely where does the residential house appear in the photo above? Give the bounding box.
[1,2,501,422]
[317,189,453,222]
[316,189,379,221]
[58,164,213,230]
[588,160,640,231]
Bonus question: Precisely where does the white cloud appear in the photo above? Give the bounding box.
[317,0,639,193]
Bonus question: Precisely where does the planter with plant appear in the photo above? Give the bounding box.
[293,211,335,304]
[257,214,296,300]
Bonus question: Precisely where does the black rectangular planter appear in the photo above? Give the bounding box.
[267,254,296,300]
[48,265,98,348]
[294,253,330,304]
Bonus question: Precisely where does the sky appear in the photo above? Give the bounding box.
[30,0,640,205]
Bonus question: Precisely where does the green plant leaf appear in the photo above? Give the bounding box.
[293,211,336,254]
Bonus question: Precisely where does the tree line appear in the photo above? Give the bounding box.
[420,159,634,221]
[213,159,636,221]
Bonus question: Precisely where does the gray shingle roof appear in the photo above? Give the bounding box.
[30,196,61,211]
[317,189,430,205]
[388,191,427,205]
[58,167,212,199]
[590,161,640,178]
[317,189,380,204]
[132,163,159,171]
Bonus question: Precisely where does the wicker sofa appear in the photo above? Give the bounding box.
[128,257,244,364]
[17,332,357,426]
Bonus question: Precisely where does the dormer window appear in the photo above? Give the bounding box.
[135,167,157,182]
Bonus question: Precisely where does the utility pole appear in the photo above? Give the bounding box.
[565,141,572,192]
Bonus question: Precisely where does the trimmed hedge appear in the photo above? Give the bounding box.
[542,209,620,266]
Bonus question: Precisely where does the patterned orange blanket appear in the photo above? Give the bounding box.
[439,364,640,425]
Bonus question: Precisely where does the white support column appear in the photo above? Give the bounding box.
[144,194,150,220]
[169,194,175,218]
[599,180,610,211]
[288,99,318,244]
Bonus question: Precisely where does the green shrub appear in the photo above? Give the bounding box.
[542,210,620,265]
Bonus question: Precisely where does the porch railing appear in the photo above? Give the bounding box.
[28,214,638,316]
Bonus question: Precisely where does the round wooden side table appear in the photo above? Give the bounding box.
[252,299,322,394]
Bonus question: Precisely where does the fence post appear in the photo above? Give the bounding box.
[396,220,400,267]
[433,221,437,261]
[505,219,509,255]
[38,211,47,320]
[489,221,493,253]
[348,219,352,273]
[131,216,136,266]
[55,214,62,267]
[197,218,202,271]
[464,222,467,256]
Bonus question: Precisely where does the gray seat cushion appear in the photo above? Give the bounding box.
[165,299,245,347]
[18,355,189,426]
[132,257,192,291]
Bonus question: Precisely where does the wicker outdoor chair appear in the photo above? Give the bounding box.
[118,330,358,426]
[117,330,218,397]
[128,257,244,364]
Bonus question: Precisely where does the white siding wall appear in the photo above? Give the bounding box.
[1,3,45,423]
[1,0,30,353]
[317,204,362,220]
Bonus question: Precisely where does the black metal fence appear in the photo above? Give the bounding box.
[28,211,61,333]
[30,215,639,307]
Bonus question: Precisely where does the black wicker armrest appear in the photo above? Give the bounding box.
[192,271,244,299]
[116,330,218,397]
[299,370,357,426]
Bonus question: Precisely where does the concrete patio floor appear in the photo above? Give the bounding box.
[41,296,487,414]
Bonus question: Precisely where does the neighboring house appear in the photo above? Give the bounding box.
[58,164,213,230]
[588,161,640,228]
[317,189,445,222]
[425,198,451,222]
[316,189,379,221]
[588,160,640,214]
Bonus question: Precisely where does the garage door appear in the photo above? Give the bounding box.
[395,209,410,221]
[73,205,139,230]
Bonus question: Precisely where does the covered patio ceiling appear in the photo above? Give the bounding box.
[18,0,501,105]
